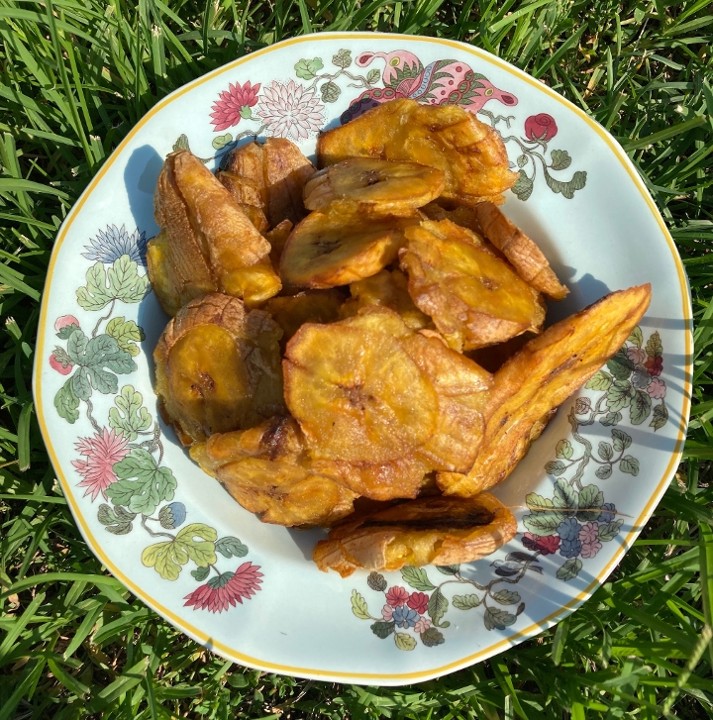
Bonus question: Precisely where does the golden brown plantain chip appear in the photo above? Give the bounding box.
[400,218,546,350]
[317,99,518,205]
[215,170,270,232]
[438,284,653,497]
[154,293,285,446]
[313,493,517,576]
[303,157,445,213]
[279,205,419,289]
[190,416,358,527]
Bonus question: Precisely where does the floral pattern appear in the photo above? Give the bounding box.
[50,226,263,613]
[206,48,586,199]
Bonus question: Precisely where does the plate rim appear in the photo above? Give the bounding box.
[32,30,694,685]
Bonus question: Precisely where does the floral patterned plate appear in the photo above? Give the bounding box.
[34,32,692,685]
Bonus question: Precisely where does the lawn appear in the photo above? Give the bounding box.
[1,0,712,718]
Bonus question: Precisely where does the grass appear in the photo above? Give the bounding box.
[1,0,711,717]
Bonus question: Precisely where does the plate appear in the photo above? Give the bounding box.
[34,32,692,685]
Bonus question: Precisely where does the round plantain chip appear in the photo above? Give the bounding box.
[312,493,517,576]
[279,205,419,289]
[190,416,358,527]
[283,307,439,471]
[303,157,445,213]
[154,293,285,446]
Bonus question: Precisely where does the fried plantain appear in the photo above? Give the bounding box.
[154,293,285,446]
[400,218,546,351]
[190,416,358,527]
[317,99,518,205]
[438,284,653,497]
[215,170,269,233]
[303,157,445,213]
[313,493,517,576]
[279,205,419,289]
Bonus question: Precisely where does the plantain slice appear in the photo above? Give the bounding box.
[149,150,281,312]
[313,493,517,576]
[400,218,546,351]
[438,284,653,497]
[339,268,432,331]
[283,308,439,499]
[190,416,358,527]
[402,331,493,473]
[154,293,285,446]
[303,157,445,213]
[221,138,316,227]
[317,98,518,205]
[279,205,419,289]
[215,170,269,233]
[265,218,293,267]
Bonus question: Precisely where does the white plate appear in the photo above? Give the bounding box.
[34,32,692,685]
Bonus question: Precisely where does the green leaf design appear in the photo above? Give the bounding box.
[76,256,149,310]
[628,326,644,348]
[645,331,663,358]
[320,80,341,103]
[549,149,572,170]
[491,589,521,605]
[85,335,136,374]
[421,627,445,647]
[351,590,371,620]
[544,169,587,199]
[620,455,640,476]
[511,171,534,201]
[215,536,248,559]
[545,460,567,476]
[585,370,612,391]
[435,565,460,575]
[174,524,219,567]
[108,385,152,441]
[596,465,613,480]
[173,134,190,151]
[394,632,417,651]
[141,524,218,581]
[54,380,80,423]
[611,428,633,452]
[630,388,653,426]
[366,68,381,85]
[370,621,394,639]
[600,411,623,426]
[367,571,387,592]
[598,441,614,461]
[484,606,517,631]
[141,540,187,580]
[191,566,210,582]
[606,381,634,412]
[294,57,323,80]
[608,350,635,381]
[553,478,578,511]
[66,327,88,364]
[650,402,669,431]
[556,557,582,581]
[453,593,482,610]
[428,587,449,627]
[578,485,605,521]
[212,133,232,150]
[523,493,564,534]
[556,439,574,460]
[97,503,135,535]
[332,49,351,68]
[401,566,436,591]
[106,317,144,357]
[598,519,623,541]
[108,448,177,515]
[70,369,92,401]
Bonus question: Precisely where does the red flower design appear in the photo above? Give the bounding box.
[71,428,130,501]
[54,314,80,332]
[184,562,263,612]
[385,585,409,607]
[522,532,561,555]
[407,591,429,615]
[645,354,663,377]
[524,113,558,142]
[210,80,261,131]
[49,351,73,375]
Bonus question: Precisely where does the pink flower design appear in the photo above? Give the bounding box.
[71,428,130,501]
[578,522,600,545]
[184,562,263,612]
[54,314,80,332]
[49,352,73,375]
[522,532,561,555]
[647,377,667,399]
[626,347,647,366]
[524,113,558,142]
[256,80,325,141]
[385,585,410,607]
[414,617,432,634]
[210,80,261,131]
[381,604,394,621]
[580,540,602,559]
[407,591,429,615]
[645,354,663,377]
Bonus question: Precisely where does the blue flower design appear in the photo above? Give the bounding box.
[597,503,616,524]
[560,538,582,558]
[82,224,148,266]
[392,605,419,629]
[159,501,187,529]
[557,517,581,541]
